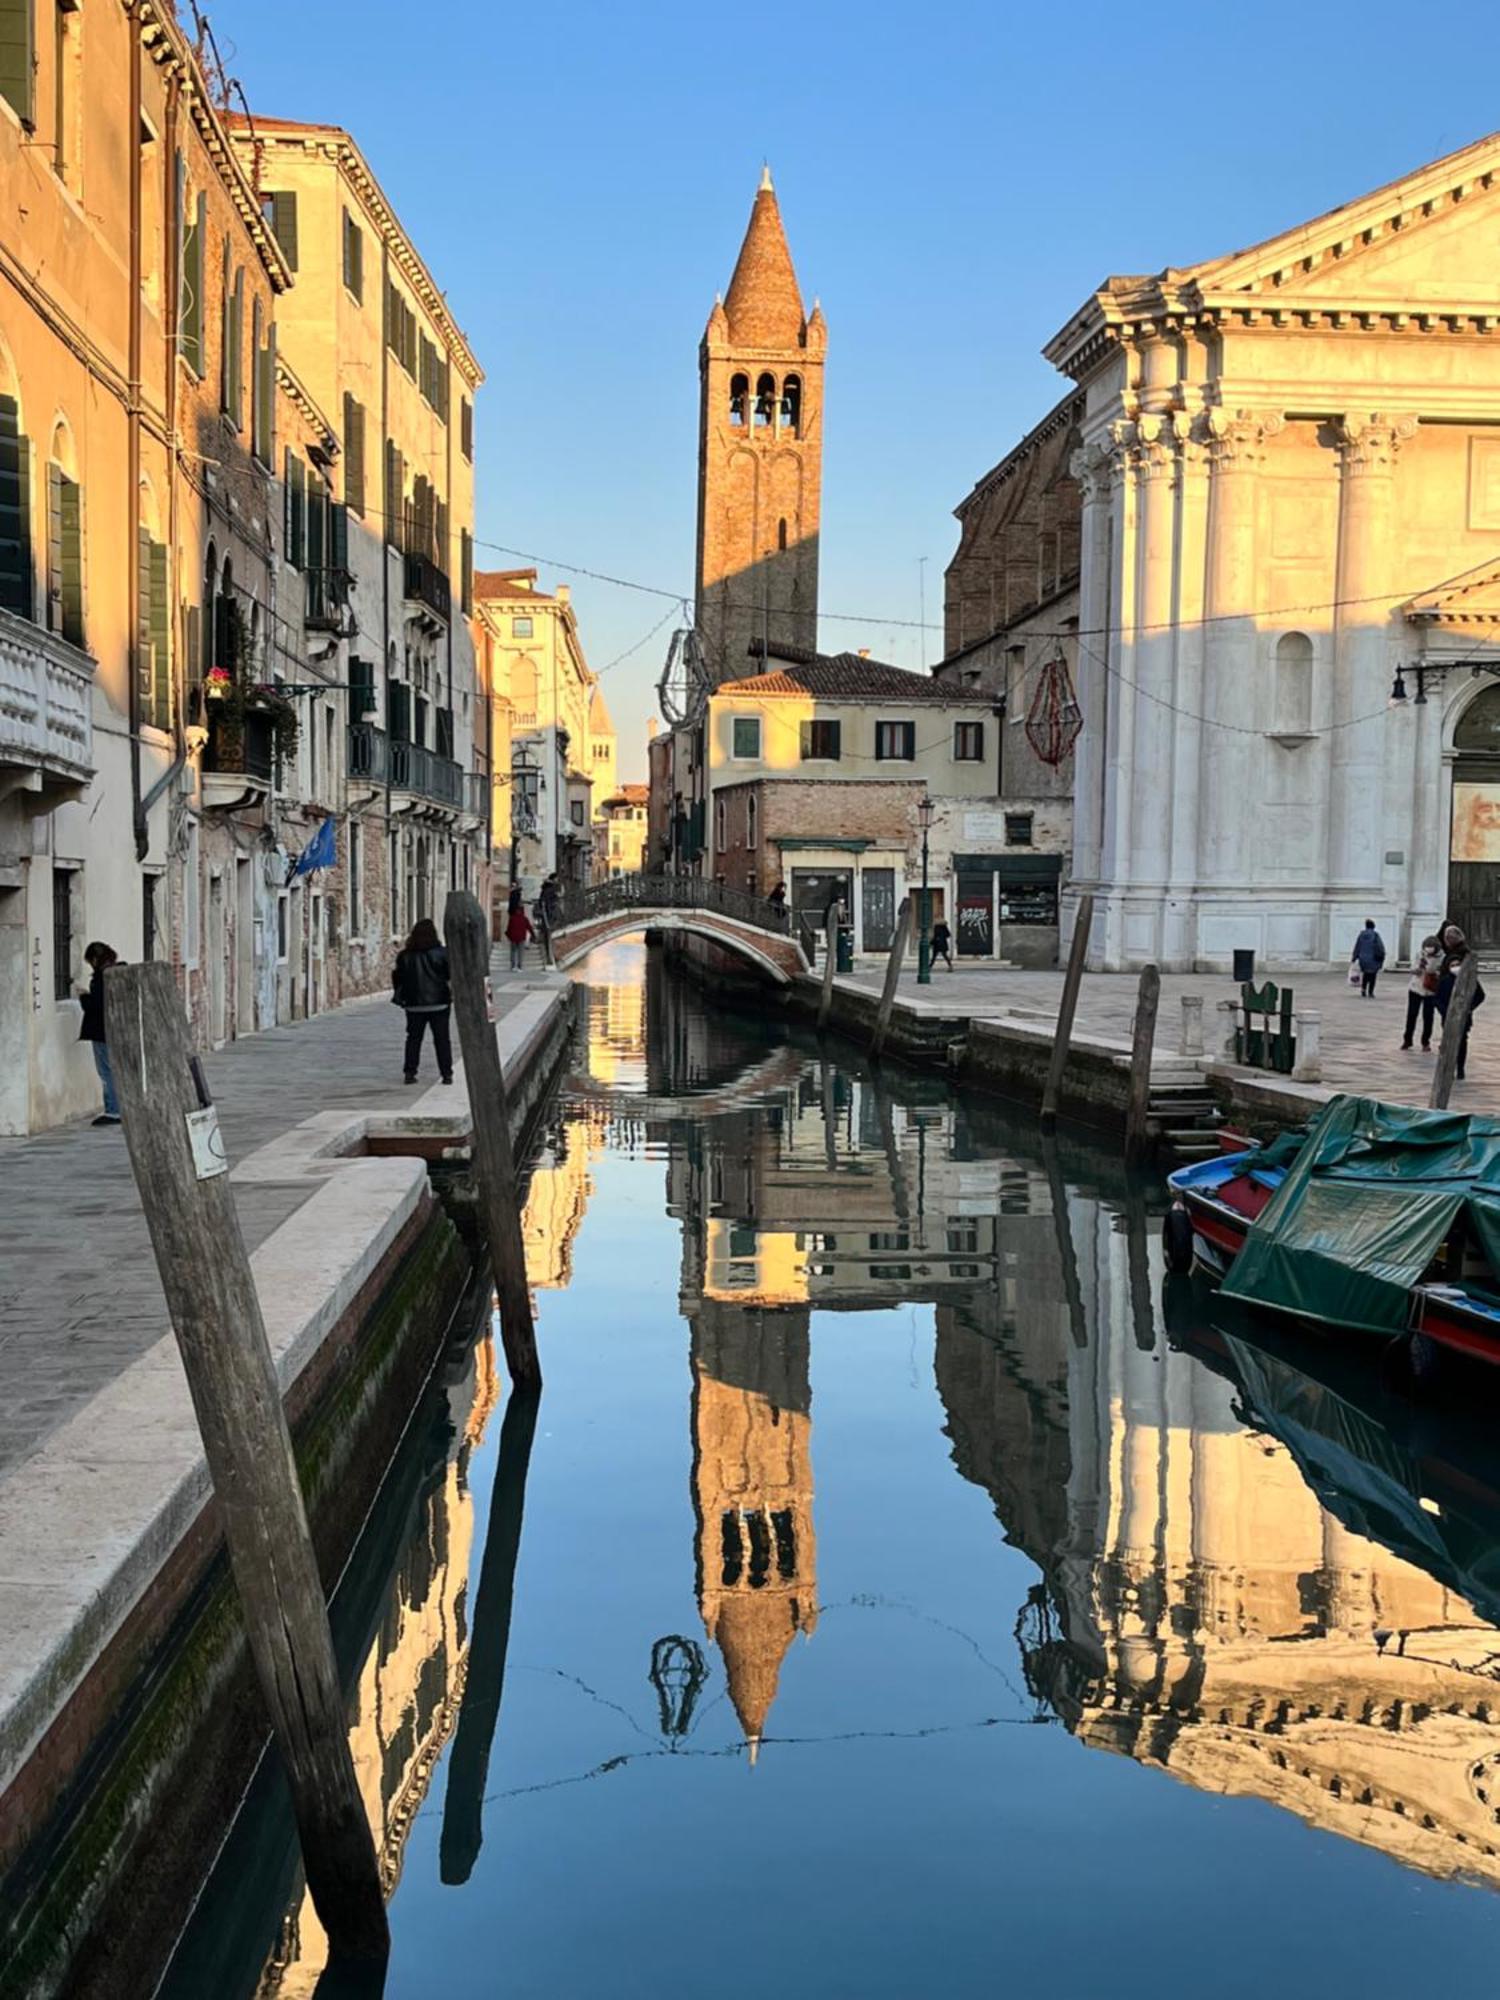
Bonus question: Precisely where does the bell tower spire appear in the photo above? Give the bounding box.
[695,171,825,683]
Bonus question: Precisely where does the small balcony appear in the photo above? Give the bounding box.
[305,566,353,635]
[391,736,462,812]
[0,603,95,798]
[202,706,275,810]
[348,719,388,787]
[465,769,490,819]
[403,553,451,625]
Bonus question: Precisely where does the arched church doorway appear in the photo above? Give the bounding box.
[1448,684,1500,949]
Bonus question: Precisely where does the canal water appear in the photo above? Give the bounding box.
[165,940,1500,1997]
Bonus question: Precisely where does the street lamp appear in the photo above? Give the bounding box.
[916,793,934,985]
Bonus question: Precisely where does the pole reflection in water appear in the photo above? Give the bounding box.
[168,939,1500,1999]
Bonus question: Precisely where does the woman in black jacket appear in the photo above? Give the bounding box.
[78,941,121,1124]
[392,918,453,1085]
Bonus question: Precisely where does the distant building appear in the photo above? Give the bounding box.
[596,784,649,880]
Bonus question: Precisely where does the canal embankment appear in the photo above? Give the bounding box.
[0,966,577,2000]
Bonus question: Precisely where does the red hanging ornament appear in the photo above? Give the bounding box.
[1025,655,1083,768]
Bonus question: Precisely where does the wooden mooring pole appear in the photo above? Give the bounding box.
[871,896,914,1061]
[1431,954,1480,1111]
[1041,892,1093,1133]
[102,964,388,1965]
[1124,963,1162,1165]
[445,890,541,1389]
[817,899,843,1033]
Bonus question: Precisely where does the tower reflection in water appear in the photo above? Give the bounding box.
[249,943,1500,1990]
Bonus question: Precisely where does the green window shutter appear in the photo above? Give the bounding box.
[267,191,298,272]
[307,474,326,573]
[799,718,812,759]
[388,680,410,741]
[289,454,306,569]
[181,192,204,374]
[184,602,201,706]
[46,460,62,629]
[149,540,170,730]
[349,654,374,716]
[283,446,293,554]
[173,151,185,332]
[219,244,231,411]
[59,475,83,649]
[0,0,35,127]
[232,271,245,428]
[136,526,153,713]
[343,394,364,516]
[330,500,348,573]
[461,396,473,461]
[0,396,32,618]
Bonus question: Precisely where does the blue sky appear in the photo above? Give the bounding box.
[227,0,1500,777]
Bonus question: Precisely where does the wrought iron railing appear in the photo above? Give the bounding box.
[403,553,451,623]
[556,871,791,936]
[304,566,352,633]
[348,720,388,783]
[390,736,463,808]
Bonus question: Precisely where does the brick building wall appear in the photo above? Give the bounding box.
[713,778,921,897]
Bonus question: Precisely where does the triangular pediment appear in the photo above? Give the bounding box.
[1185,129,1500,303]
[1405,554,1500,624]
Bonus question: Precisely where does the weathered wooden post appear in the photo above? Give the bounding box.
[1124,963,1161,1164]
[1431,955,1479,1110]
[439,1382,540,1885]
[1041,1136,1088,1350]
[1041,892,1093,1132]
[871,896,915,1060]
[445,890,542,1388]
[102,964,388,1964]
[816,899,842,1033]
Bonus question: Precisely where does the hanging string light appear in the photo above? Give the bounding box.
[1025,655,1083,767]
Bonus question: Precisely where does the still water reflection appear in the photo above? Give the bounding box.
[167,942,1500,1998]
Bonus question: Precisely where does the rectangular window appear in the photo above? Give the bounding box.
[0,0,36,126]
[460,527,473,613]
[460,396,473,462]
[342,208,363,301]
[0,392,32,619]
[276,890,289,962]
[570,799,584,828]
[348,654,375,718]
[953,720,985,761]
[731,715,761,760]
[512,615,533,637]
[1005,811,1034,846]
[746,791,758,849]
[141,872,157,962]
[875,719,915,761]
[251,309,275,465]
[385,281,417,376]
[714,795,726,852]
[262,190,298,271]
[46,462,84,649]
[349,820,362,937]
[799,717,841,761]
[343,394,365,515]
[51,865,74,1003]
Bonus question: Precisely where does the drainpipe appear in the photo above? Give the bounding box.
[128,25,146,859]
[380,235,393,923]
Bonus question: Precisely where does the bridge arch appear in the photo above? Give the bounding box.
[550,908,801,984]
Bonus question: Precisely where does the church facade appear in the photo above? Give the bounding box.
[1041,131,1500,969]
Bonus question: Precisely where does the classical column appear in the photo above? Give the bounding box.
[1126,416,1177,907]
[1068,439,1114,890]
[1200,412,1282,891]
[1164,414,1210,964]
[1326,415,1417,923]
[1098,424,1138,924]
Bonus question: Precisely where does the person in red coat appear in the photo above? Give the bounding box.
[504,885,535,971]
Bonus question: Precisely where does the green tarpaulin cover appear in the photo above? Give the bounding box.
[1221,1095,1500,1338]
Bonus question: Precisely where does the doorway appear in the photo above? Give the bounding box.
[208,872,227,1046]
[1448,687,1500,950]
[235,857,253,1036]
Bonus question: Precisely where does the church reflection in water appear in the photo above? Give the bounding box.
[256,946,1500,1987]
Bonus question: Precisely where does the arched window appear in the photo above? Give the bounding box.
[1274,631,1313,735]
[781,374,801,433]
[777,518,788,552]
[46,418,84,647]
[1454,683,1500,754]
[754,373,776,429]
[202,540,218,694]
[729,373,748,427]
[746,791,758,851]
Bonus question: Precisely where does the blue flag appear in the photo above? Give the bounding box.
[290,816,337,880]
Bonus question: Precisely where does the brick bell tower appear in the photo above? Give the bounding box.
[695,168,825,685]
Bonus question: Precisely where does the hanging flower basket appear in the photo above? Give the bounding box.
[204,666,232,701]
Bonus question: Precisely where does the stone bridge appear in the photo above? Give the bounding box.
[549,874,809,983]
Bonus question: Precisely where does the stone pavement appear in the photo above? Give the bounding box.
[0,961,544,1479]
[843,960,1500,1111]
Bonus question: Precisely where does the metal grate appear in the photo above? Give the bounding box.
[52,866,74,1002]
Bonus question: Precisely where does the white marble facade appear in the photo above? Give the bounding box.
[1049,133,1500,969]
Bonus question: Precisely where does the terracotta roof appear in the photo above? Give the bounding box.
[475,568,545,600]
[727,641,992,705]
[723,171,806,347]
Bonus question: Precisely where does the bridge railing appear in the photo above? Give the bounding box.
[556,872,792,937]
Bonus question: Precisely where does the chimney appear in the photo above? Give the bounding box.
[556,583,571,605]
[858,647,871,658]
[647,718,658,739]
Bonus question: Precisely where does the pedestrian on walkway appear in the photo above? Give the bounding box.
[392,918,453,1085]
[79,941,121,1126]
[930,918,954,970]
[1436,923,1486,1083]
[1351,918,1386,997]
[504,887,535,972]
[768,881,787,916]
[1402,935,1445,1051]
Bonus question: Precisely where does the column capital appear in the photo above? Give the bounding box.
[1334,412,1420,474]
[1206,408,1285,472]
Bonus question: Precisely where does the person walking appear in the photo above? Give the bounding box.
[392,918,453,1085]
[1351,918,1386,997]
[1402,935,1445,1051]
[930,918,954,971]
[1436,923,1486,1083]
[767,881,787,916]
[504,886,535,971]
[79,941,121,1126]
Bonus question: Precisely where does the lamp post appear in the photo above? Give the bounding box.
[916,792,934,985]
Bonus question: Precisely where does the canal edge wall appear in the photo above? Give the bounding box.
[0,980,577,2000]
